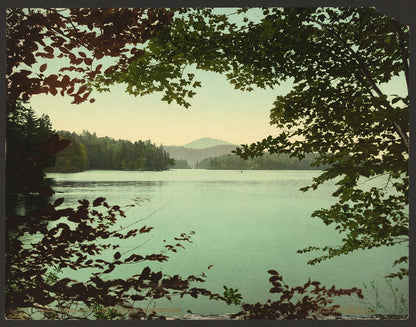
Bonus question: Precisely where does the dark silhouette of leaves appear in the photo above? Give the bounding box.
[40,63,47,72]
[139,225,153,233]
[53,197,64,207]
[6,8,174,112]
[238,269,362,319]
[93,197,106,207]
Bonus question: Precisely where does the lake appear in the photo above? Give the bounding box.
[46,169,408,317]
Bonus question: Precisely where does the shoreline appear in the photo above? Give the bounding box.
[167,312,409,320]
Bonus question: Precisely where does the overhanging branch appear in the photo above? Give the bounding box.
[312,17,409,150]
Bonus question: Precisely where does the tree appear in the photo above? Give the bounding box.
[6,8,220,319]
[194,153,322,170]
[6,8,174,111]
[106,8,409,278]
[6,101,58,211]
[49,131,172,172]
[6,7,174,195]
[49,131,89,172]
[171,159,192,169]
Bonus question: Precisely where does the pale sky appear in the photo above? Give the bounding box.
[30,70,294,146]
[29,69,407,147]
[28,8,408,147]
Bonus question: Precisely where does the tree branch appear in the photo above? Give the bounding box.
[393,21,410,92]
[311,18,409,150]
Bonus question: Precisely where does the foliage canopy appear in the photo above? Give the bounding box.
[5,8,220,320]
[6,8,173,111]
[107,7,409,278]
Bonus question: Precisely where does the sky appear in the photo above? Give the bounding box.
[30,70,292,147]
[28,8,408,147]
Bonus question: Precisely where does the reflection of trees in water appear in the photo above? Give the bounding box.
[10,190,52,216]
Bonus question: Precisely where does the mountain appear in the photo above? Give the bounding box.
[164,144,238,167]
[183,137,233,149]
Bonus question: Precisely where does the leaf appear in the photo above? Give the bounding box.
[49,86,59,96]
[269,275,282,284]
[103,263,115,274]
[151,271,162,282]
[55,139,71,152]
[37,186,55,197]
[104,66,113,74]
[49,134,59,145]
[139,225,153,233]
[78,199,89,206]
[84,57,93,66]
[391,97,402,104]
[270,286,283,293]
[53,197,65,207]
[140,266,151,279]
[35,294,55,305]
[93,197,106,207]
[131,294,145,301]
[40,63,47,72]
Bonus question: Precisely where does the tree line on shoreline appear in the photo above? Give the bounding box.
[50,130,326,172]
[7,105,323,174]
[195,153,326,170]
[49,130,174,172]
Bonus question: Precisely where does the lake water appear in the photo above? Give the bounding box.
[46,169,408,317]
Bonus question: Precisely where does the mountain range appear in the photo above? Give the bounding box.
[164,137,238,166]
[183,137,234,149]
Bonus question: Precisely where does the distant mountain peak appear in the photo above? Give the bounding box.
[183,137,234,149]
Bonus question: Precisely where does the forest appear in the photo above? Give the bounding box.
[195,153,324,170]
[49,130,174,172]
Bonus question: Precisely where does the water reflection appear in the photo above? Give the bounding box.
[56,180,165,188]
[41,170,408,316]
[8,178,55,215]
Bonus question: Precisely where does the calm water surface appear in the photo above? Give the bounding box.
[46,169,408,316]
